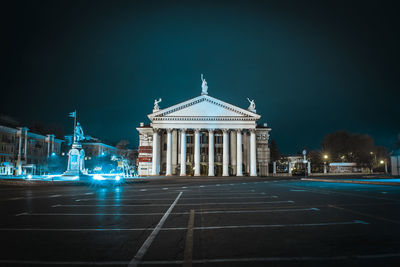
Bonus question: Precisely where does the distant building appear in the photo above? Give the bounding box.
[0,125,63,175]
[391,149,400,176]
[329,162,360,173]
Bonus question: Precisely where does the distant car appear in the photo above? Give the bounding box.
[291,169,306,176]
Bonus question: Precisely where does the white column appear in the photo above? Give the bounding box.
[230,131,237,175]
[17,129,22,175]
[166,129,172,176]
[24,129,28,160]
[151,129,160,175]
[324,162,327,174]
[222,129,229,176]
[273,161,277,175]
[250,129,257,176]
[47,135,51,157]
[288,162,292,174]
[180,129,187,176]
[194,129,201,176]
[208,129,215,176]
[236,129,243,176]
[307,162,311,175]
[172,130,178,174]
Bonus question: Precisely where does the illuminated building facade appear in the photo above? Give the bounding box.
[136,86,271,177]
[0,125,62,175]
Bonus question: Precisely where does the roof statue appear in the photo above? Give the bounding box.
[247,98,256,113]
[153,98,162,112]
[201,74,208,95]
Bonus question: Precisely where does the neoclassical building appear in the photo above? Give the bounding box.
[137,77,271,177]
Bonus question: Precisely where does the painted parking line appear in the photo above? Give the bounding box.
[51,200,294,208]
[183,209,195,267]
[15,207,319,217]
[1,253,400,265]
[74,196,279,201]
[128,191,183,267]
[0,220,369,232]
[328,204,400,225]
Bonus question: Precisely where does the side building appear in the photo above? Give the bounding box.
[0,125,63,175]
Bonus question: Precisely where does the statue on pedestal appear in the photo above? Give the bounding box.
[247,98,256,113]
[63,114,87,178]
[201,74,208,95]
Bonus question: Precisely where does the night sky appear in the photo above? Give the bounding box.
[1,0,399,154]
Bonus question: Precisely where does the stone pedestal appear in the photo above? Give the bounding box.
[63,143,86,177]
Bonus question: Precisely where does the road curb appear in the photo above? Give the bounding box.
[301,178,400,186]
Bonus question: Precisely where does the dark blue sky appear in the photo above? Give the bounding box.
[1,0,399,153]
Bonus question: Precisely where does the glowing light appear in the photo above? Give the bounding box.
[51,152,56,157]
[323,155,328,159]
[93,174,105,180]
[27,175,32,179]
[115,175,121,181]
[380,160,384,164]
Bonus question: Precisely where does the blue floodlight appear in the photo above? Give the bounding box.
[27,174,32,179]
[115,175,121,181]
[51,152,56,157]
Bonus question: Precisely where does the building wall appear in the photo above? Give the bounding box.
[137,127,271,176]
[0,125,62,175]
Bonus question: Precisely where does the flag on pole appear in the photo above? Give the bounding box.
[69,111,76,118]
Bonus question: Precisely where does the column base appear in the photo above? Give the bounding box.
[194,173,201,176]
[180,174,186,176]
[236,173,243,177]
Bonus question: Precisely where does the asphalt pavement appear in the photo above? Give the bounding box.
[0,176,400,266]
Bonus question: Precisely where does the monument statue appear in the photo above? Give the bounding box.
[201,74,208,95]
[63,112,87,178]
[153,98,162,112]
[74,122,85,143]
[247,98,256,113]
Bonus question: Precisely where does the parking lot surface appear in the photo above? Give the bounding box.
[0,177,400,266]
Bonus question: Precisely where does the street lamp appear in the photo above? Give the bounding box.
[323,154,328,174]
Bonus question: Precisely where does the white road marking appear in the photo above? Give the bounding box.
[0,220,368,232]
[128,191,183,267]
[51,200,294,207]
[49,194,62,198]
[199,185,205,188]
[163,188,168,190]
[15,208,319,217]
[74,196,278,202]
[182,187,187,189]
[2,253,400,265]
[84,192,93,195]
[290,190,307,192]
[140,189,147,192]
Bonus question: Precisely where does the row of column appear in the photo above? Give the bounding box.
[151,128,257,177]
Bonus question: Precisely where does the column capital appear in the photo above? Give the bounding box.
[208,128,215,133]
[222,129,230,134]
[236,129,243,134]
[194,128,201,133]
[166,128,173,133]
[249,128,256,133]
[180,128,187,133]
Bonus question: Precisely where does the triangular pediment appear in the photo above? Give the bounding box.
[148,95,260,120]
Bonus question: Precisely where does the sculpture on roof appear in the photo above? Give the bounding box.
[247,98,256,113]
[153,98,162,112]
[201,74,208,95]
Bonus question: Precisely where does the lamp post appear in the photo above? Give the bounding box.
[380,160,388,174]
[323,154,328,174]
